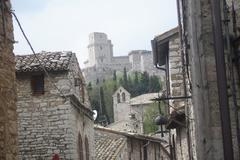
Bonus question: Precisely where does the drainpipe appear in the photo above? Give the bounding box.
[210,0,234,159]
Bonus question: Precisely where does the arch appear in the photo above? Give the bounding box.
[78,133,84,160]
[122,92,126,102]
[117,93,121,103]
[85,136,90,160]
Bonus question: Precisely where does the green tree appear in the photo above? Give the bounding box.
[139,72,149,94]
[143,103,160,134]
[96,78,99,85]
[134,71,139,84]
[113,70,117,81]
[87,71,162,123]
[119,77,123,86]
[87,82,92,91]
[123,67,128,88]
[149,75,161,92]
[100,86,109,123]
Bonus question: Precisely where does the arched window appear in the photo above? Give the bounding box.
[117,93,121,103]
[85,136,90,160]
[78,133,84,160]
[122,92,126,102]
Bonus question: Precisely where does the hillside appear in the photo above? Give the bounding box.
[87,69,162,123]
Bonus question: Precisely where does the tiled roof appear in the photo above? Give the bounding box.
[130,93,161,105]
[95,131,126,160]
[95,125,168,143]
[15,51,73,73]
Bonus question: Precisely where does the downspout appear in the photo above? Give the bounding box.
[210,0,234,159]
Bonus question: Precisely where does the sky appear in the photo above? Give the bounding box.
[11,0,178,67]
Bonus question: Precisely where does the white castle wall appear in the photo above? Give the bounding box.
[87,32,113,67]
[83,33,163,83]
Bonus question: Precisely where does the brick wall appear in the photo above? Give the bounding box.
[0,0,18,159]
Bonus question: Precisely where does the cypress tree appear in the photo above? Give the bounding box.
[123,67,128,88]
[87,82,92,91]
[149,75,160,92]
[113,70,117,81]
[100,86,109,123]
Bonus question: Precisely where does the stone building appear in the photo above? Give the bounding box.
[83,32,162,83]
[152,27,191,160]
[95,125,170,160]
[15,51,94,160]
[110,86,161,134]
[0,0,18,159]
[152,0,240,159]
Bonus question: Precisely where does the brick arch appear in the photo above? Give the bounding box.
[78,132,84,160]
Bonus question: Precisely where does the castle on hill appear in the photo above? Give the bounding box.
[83,32,162,83]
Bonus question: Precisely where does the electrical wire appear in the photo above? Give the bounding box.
[162,100,194,121]
[10,8,96,157]
[11,10,68,101]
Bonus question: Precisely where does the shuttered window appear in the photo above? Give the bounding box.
[31,75,44,95]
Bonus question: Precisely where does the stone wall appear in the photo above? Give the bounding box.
[87,32,113,67]
[17,56,94,159]
[129,51,142,71]
[83,32,163,83]
[181,0,240,159]
[0,0,18,159]
[140,53,163,77]
[168,36,191,160]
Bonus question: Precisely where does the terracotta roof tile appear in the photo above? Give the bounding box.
[95,132,126,160]
[15,51,73,73]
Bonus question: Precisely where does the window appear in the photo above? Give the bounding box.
[85,136,90,160]
[100,46,103,50]
[122,92,126,102]
[75,78,81,86]
[31,75,44,95]
[78,133,84,160]
[117,93,121,103]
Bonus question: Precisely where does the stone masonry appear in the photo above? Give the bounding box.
[0,0,18,160]
[110,86,161,134]
[16,52,94,160]
[152,27,193,160]
[83,32,163,83]
[178,0,240,159]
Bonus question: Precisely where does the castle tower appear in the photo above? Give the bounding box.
[87,32,113,67]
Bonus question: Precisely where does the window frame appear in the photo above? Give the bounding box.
[31,74,44,95]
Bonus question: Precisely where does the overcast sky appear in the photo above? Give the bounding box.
[11,0,177,67]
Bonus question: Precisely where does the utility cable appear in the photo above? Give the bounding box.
[11,9,95,158]
[11,10,68,101]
